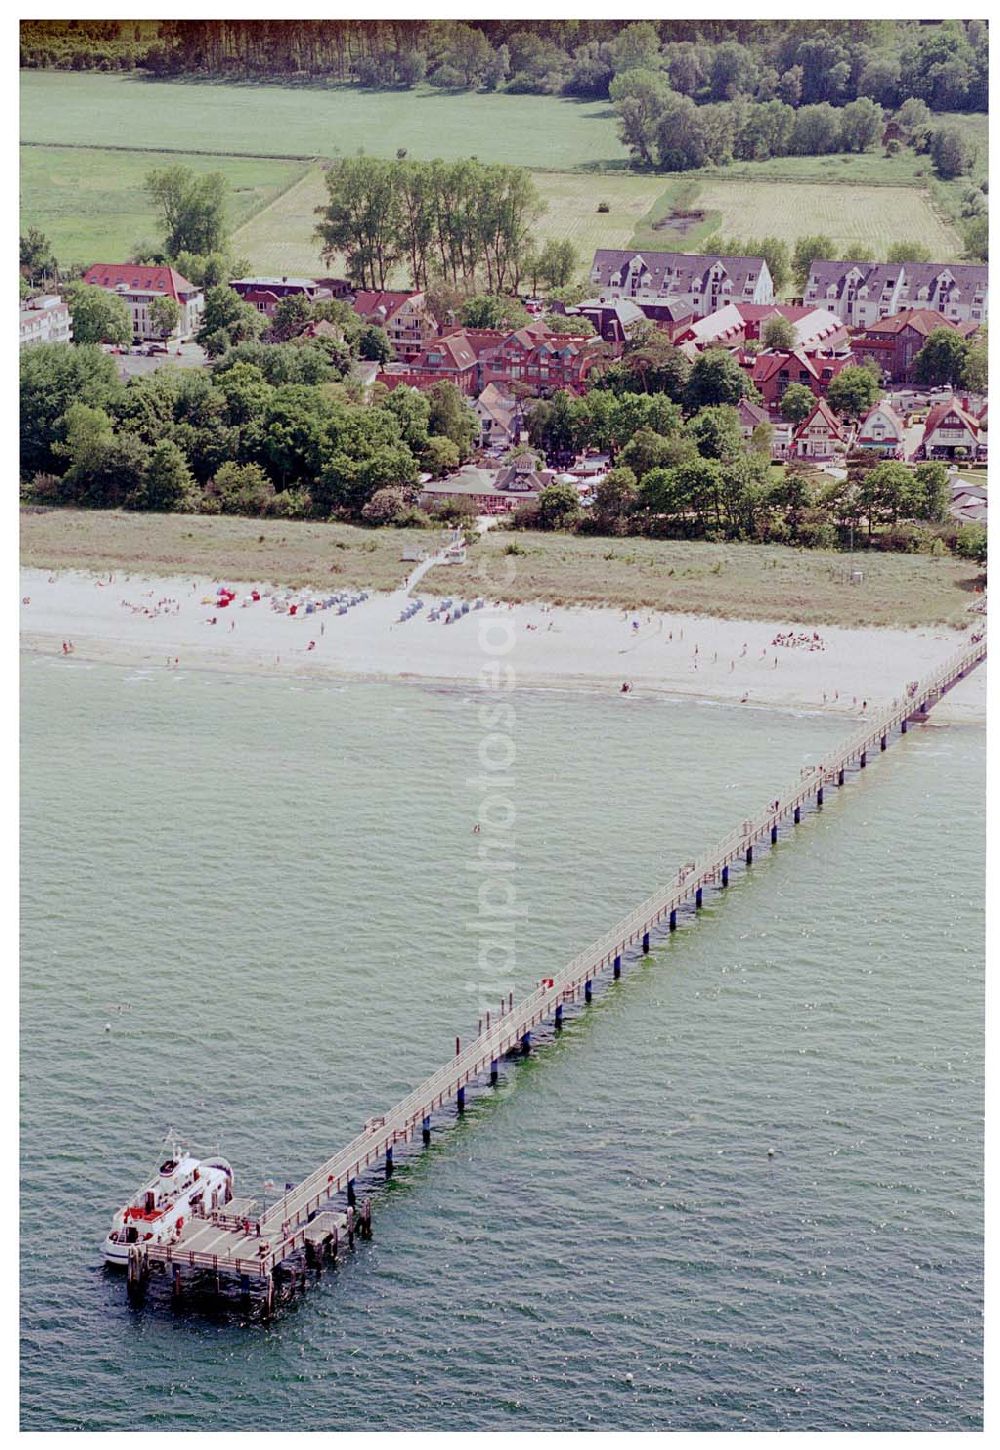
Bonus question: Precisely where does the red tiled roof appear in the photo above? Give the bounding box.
[858,308,966,340]
[737,303,814,323]
[82,263,195,299]
[417,332,478,370]
[353,289,420,321]
[752,350,820,384]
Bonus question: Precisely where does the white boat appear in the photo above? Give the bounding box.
[102,1139,234,1267]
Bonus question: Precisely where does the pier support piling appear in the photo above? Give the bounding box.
[126,1248,148,1307]
[613,954,621,979]
[642,931,650,954]
[347,1178,356,1208]
[361,1199,373,1239]
[585,980,592,1003]
[422,1116,431,1146]
[263,1272,275,1318]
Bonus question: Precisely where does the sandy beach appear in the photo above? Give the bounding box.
[19,565,985,723]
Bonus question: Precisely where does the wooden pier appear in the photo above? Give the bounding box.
[127,635,985,1312]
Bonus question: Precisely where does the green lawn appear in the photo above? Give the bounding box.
[20,144,308,266]
[20,71,625,170]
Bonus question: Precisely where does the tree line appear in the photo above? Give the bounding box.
[21,20,987,115]
[611,76,980,179]
[315,157,546,293]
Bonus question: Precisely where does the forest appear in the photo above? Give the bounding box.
[20,19,988,114]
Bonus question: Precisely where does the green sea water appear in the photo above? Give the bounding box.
[20,656,984,1430]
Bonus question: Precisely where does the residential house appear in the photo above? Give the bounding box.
[919,397,987,461]
[805,260,988,327]
[737,397,792,459]
[672,302,746,351]
[474,383,520,451]
[82,263,203,340]
[749,348,855,413]
[230,276,333,318]
[419,452,557,516]
[851,308,980,383]
[19,293,72,346]
[481,325,604,393]
[900,263,988,324]
[804,261,906,327]
[352,289,435,360]
[736,303,849,351]
[572,296,646,344]
[792,399,846,459]
[855,401,907,456]
[589,250,774,318]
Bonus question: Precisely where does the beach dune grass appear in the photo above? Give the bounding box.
[20,507,444,594]
[426,531,982,629]
[20,508,982,630]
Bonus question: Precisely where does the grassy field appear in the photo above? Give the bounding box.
[21,71,985,274]
[425,532,982,629]
[20,145,308,267]
[686,178,962,261]
[20,508,445,592]
[20,71,624,170]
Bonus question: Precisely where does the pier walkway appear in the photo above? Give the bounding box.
[132,633,985,1304]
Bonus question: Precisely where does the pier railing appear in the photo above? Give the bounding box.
[250,633,984,1268]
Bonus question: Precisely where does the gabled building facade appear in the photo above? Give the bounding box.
[589,250,774,319]
[806,260,989,327]
[919,398,986,461]
[855,401,907,456]
[793,398,846,459]
[750,348,855,413]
